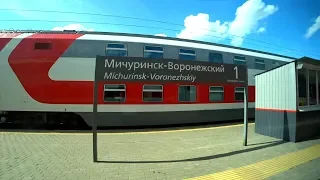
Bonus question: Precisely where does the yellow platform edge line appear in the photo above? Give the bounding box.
[0,123,254,135]
[185,144,320,180]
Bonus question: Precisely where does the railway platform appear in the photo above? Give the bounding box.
[0,122,319,180]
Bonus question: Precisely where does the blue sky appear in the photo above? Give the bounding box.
[0,0,319,59]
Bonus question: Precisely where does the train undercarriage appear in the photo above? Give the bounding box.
[0,111,89,130]
[0,110,255,130]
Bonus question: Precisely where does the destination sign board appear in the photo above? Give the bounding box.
[92,55,249,162]
[95,55,247,84]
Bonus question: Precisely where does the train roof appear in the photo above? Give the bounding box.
[1,29,297,60]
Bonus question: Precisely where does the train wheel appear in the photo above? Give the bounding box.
[0,116,7,123]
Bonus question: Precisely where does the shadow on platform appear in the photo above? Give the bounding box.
[97,140,287,164]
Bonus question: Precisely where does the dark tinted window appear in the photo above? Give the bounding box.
[179,85,196,102]
[180,49,195,54]
[143,85,163,102]
[254,59,265,70]
[144,46,163,59]
[209,86,224,102]
[309,70,317,105]
[179,49,196,60]
[234,56,246,65]
[234,56,246,60]
[145,46,163,51]
[209,52,223,63]
[235,87,244,101]
[107,43,126,49]
[106,43,127,57]
[34,43,52,50]
[273,60,280,67]
[104,84,126,102]
[298,69,307,106]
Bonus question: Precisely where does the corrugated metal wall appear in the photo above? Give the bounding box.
[255,110,297,142]
[255,62,298,142]
[255,62,296,110]
[296,111,320,142]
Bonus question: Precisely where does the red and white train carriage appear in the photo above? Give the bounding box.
[0,30,295,128]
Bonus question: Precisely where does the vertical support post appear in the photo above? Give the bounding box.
[316,71,319,105]
[306,69,309,106]
[243,68,248,146]
[92,71,99,162]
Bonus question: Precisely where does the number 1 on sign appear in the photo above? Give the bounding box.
[234,66,238,79]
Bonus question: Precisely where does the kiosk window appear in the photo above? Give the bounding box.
[298,68,307,106]
[309,70,317,105]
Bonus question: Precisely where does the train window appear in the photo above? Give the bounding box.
[143,85,163,102]
[254,59,265,70]
[209,86,224,102]
[104,84,126,102]
[106,43,127,57]
[144,46,164,59]
[235,87,245,101]
[178,85,196,102]
[273,60,280,67]
[209,52,223,63]
[234,56,246,65]
[34,43,52,50]
[179,49,196,60]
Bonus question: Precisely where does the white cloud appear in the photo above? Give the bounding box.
[177,0,278,46]
[228,0,278,46]
[52,24,94,31]
[177,13,229,42]
[257,27,266,33]
[154,33,168,37]
[305,15,320,39]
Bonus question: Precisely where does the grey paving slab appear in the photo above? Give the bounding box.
[0,124,319,180]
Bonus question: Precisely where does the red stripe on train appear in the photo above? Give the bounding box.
[0,33,22,51]
[8,33,93,104]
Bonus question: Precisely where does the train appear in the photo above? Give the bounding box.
[0,30,296,129]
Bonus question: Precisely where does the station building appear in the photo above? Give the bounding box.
[255,57,320,142]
